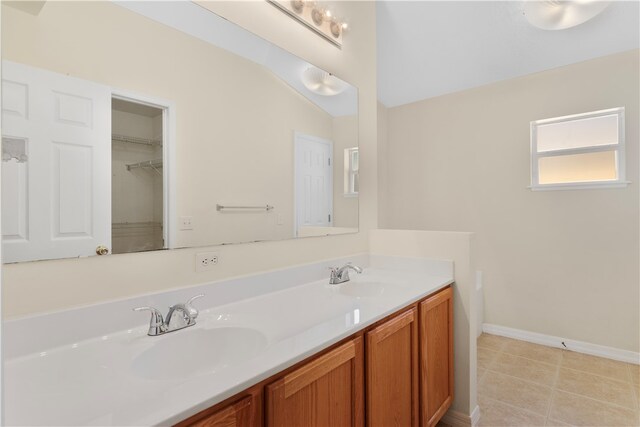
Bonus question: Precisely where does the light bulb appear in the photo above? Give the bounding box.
[329,20,341,37]
[311,7,324,25]
[291,0,304,13]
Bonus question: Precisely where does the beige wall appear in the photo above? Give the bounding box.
[380,50,640,352]
[2,0,377,318]
[332,115,359,228]
[377,102,389,227]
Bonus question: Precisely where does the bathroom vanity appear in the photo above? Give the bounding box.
[177,285,453,427]
[3,256,455,426]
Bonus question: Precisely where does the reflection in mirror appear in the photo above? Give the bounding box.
[344,147,359,196]
[1,1,358,264]
[111,99,165,254]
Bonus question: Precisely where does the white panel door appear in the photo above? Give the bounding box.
[2,61,111,262]
[294,133,333,235]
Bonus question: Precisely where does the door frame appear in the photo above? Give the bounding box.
[293,131,333,238]
[111,89,177,249]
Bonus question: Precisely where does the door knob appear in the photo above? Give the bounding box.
[96,245,109,255]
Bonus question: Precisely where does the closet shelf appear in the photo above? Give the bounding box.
[126,159,163,174]
[112,134,162,147]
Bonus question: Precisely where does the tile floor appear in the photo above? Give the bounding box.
[477,333,640,427]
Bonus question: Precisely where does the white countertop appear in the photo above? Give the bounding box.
[4,261,453,426]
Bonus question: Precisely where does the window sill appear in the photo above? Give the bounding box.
[529,181,631,191]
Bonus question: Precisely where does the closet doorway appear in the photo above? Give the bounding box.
[111,97,166,254]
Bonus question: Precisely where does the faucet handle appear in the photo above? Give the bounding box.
[133,306,166,336]
[184,294,204,319]
[328,267,339,278]
[186,294,204,305]
[133,306,163,325]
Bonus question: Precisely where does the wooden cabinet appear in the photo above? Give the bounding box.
[177,286,454,427]
[419,286,454,427]
[177,388,262,427]
[366,308,419,427]
[266,337,364,427]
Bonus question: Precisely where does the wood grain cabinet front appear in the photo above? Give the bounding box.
[265,337,364,427]
[177,388,262,427]
[175,286,454,427]
[366,307,419,427]
[419,286,454,427]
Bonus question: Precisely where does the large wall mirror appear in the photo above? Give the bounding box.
[1,1,359,263]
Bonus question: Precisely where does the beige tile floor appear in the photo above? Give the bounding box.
[477,333,640,427]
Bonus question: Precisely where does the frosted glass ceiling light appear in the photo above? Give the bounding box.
[523,0,611,30]
[301,67,348,96]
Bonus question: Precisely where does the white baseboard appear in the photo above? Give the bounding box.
[442,405,481,427]
[470,405,481,427]
[483,323,640,365]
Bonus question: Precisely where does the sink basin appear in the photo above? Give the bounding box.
[339,281,386,298]
[132,327,268,381]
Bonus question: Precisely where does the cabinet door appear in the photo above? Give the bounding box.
[181,389,262,427]
[420,287,454,427]
[266,338,364,427]
[366,308,419,427]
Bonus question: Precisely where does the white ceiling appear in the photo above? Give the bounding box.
[377,1,640,108]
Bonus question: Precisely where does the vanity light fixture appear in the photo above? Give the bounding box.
[301,66,349,96]
[267,0,348,48]
[523,0,612,30]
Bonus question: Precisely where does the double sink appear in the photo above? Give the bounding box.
[133,270,393,382]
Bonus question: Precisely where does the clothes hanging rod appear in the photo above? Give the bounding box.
[216,204,274,211]
[126,159,163,174]
[112,134,162,147]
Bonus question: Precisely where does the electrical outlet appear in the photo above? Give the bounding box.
[195,252,219,272]
[180,216,193,230]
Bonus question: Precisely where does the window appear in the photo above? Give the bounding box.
[344,147,359,197]
[530,107,627,190]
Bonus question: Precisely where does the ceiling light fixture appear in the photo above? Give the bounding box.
[267,0,348,48]
[301,67,348,96]
[523,0,612,30]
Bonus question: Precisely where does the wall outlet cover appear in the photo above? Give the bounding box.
[180,216,193,231]
[195,252,219,272]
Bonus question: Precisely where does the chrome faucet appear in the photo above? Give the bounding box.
[133,294,204,336]
[329,263,363,285]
